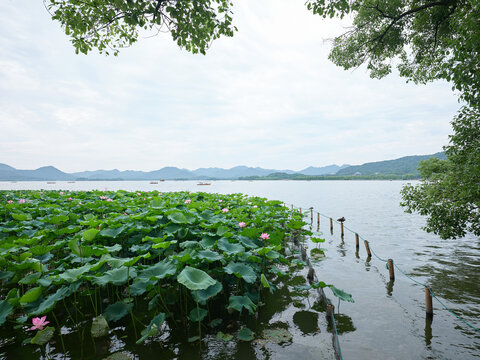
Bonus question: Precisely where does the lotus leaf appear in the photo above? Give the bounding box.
[237,327,254,341]
[177,266,216,291]
[82,228,99,241]
[30,326,55,345]
[262,328,292,344]
[217,238,245,255]
[138,260,177,281]
[195,250,223,263]
[19,286,43,304]
[224,262,257,284]
[93,267,136,286]
[167,211,188,224]
[59,263,92,282]
[30,283,80,315]
[227,295,257,314]
[189,307,208,322]
[99,226,125,238]
[0,300,14,326]
[136,313,166,344]
[260,274,270,288]
[216,331,233,341]
[192,281,223,305]
[104,301,133,322]
[328,285,354,303]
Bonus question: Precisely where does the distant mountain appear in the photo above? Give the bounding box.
[0,164,74,181]
[298,164,350,176]
[336,152,446,176]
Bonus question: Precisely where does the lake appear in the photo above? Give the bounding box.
[1,180,479,359]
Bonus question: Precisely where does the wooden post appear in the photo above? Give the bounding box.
[310,208,313,224]
[326,304,335,321]
[301,246,307,261]
[425,287,433,317]
[340,222,344,237]
[388,259,395,281]
[291,204,293,210]
[307,267,315,283]
[355,233,360,251]
[317,213,320,228]
[299,208,302,214]
[330,218,333,232]
[364,240,372,258]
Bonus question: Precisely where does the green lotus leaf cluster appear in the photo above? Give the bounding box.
[0,190,311,345]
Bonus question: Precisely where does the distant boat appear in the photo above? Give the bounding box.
[159,179,165,182]
[10,181,17,183]
[197,182,211,186]
[150,181,159,184]
[47,181,56,184]
[68,181,75,183]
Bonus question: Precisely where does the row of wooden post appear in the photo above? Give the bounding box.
[301,205,434,318]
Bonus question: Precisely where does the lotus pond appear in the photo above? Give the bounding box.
[0,190,345,359]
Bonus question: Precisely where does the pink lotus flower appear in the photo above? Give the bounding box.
[185,199,191,204]
[253,205,258,208]
[68,197,73,200]
[238,222,246,228]
[260,233,270,240]
[247,202,252,205]
[7,200,13,204]
[137,193,141,196]
[18,199,26,204]
[222,208,229,213]
[60,192,64,195]
[219,200,223,203]
[123,212,127,215]
[79,202,82,205]
[100,196,107,200]
[30,316,50,331]
[148,196,152,199]
[106,198,113,202]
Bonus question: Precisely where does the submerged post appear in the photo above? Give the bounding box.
[317,213,320,228]
[330,218,333,232]
[340,222,344,237]
[388,259,395,281]
[310,208,313,224]
[425,287,433,317]
[355,233,360,251]
[364,240,372,258]
[299,208,302,214]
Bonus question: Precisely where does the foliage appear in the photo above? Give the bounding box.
[45,0,236,55]
[306,0,480,106]
[0,189,312,347]
[401,105,480,239]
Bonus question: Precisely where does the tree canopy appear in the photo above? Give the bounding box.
[306,0,480,106]
[45,0,236,55]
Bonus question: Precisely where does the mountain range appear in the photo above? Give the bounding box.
[0,152,444,181]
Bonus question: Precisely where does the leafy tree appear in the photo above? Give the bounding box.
[306,0,480,106]
[306,0,479,238]
[401,105,480,239]
[45,0,236,55]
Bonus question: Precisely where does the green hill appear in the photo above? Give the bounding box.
[336,152,446,176]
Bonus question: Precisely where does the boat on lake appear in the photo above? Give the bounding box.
[197,182,211,186]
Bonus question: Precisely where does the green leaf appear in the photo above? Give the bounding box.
[20,287,43,304]
[136,313,166,344]
[104,301,133,322]
[48,215,69,225]
[217,238,245,255]
[189,307,208,322]
[177,266,216,291]
[0,300,14,326]
[260,274,270,288]
[93,267,135,286]
[195,250,223,262]
[227,295,257,314]
[328,285,354,303]
[138,260,177,281]
[31,326,55,345]
[167,211,188,224]
[237,327,254,341]
[224,262,256,283]
[30,283,80,315]
[216,331,233,341]
[208,318,223,328]
[82,228,99,241]
[100,226,125,238]
[192,281,223,305]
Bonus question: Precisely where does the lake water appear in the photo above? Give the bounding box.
[2,180,479,359]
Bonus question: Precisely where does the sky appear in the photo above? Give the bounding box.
[0,1,461,173]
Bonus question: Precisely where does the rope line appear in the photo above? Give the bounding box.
[286,203,480,335]
[331,312,344,360]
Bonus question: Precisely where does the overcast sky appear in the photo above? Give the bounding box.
[0,1,460,172]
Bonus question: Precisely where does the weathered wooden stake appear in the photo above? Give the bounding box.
[307,267,315,282]
[299,208,302,214]
[364,240,372,258]
[301,247,307,261]
[340,222,344,237]
[291,204,293,210]
[425,287,433,317]
[388,259,395,281]
[330,218,333,232]
[317,213,320,228]
[355,233,360,251]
